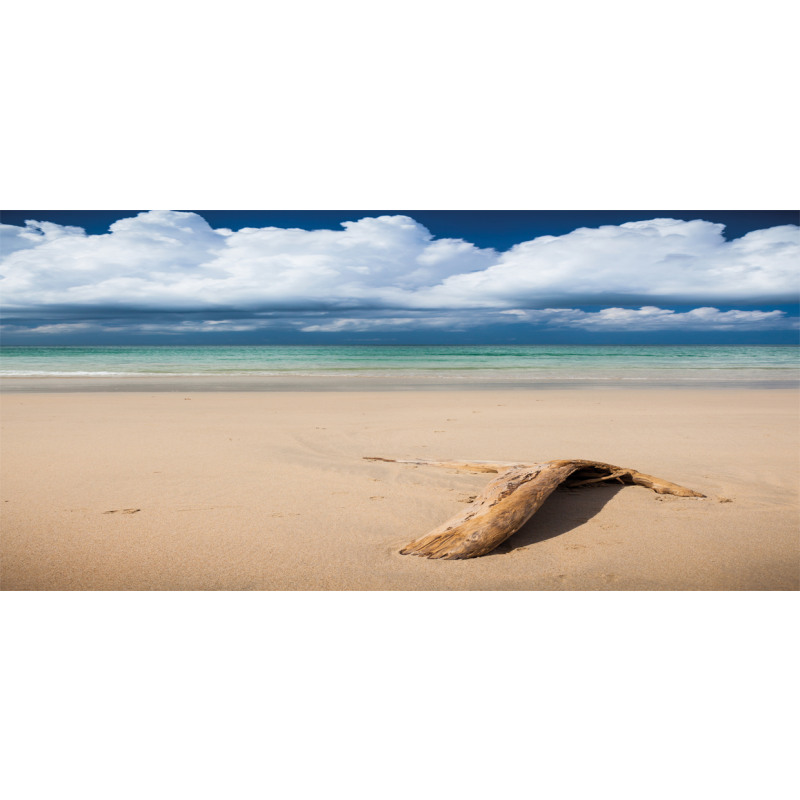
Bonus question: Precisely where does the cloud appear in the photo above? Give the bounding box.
[2,306,793,338]
[0,211,498,312]
[509,306,795,330]
[423,219,800,307]
[297,306,795,333]
[1,211,797,335]
[0,220,86,256]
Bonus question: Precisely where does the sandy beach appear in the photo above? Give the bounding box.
[1,385,797,590]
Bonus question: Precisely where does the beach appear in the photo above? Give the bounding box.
[1,384,797,590]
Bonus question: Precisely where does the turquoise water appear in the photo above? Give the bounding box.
[0,345,797,384]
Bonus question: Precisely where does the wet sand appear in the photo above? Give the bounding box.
[1,386,797,590]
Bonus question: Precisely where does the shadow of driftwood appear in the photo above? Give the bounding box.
[490,484,624,556]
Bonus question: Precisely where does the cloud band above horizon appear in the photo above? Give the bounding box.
[1,210,798,338]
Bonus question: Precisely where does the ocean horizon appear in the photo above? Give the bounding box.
[1,344,797,387]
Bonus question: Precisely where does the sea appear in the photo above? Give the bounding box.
[0,345,798,388]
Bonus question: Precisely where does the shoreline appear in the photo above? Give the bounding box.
[1,375,797,392]
[2,386,797,590]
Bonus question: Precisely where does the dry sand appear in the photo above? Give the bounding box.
[1,386,797,590]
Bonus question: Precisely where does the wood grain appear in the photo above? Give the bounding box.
[365,457,705,559]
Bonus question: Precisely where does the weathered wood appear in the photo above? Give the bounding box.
[364,457,705,559]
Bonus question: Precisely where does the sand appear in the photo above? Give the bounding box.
[1,386,797,590]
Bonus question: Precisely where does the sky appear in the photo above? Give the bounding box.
[1,209,798,345]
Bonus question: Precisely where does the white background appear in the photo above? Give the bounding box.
[2,1,797,798]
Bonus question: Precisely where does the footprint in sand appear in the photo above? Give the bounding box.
[103,508,140,514]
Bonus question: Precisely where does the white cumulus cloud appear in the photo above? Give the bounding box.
[1,211,797,334]
[424,219,799,307]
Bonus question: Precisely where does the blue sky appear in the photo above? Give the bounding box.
[1,209,797,345]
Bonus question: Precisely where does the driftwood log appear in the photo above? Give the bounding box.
[364,457,705,559]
